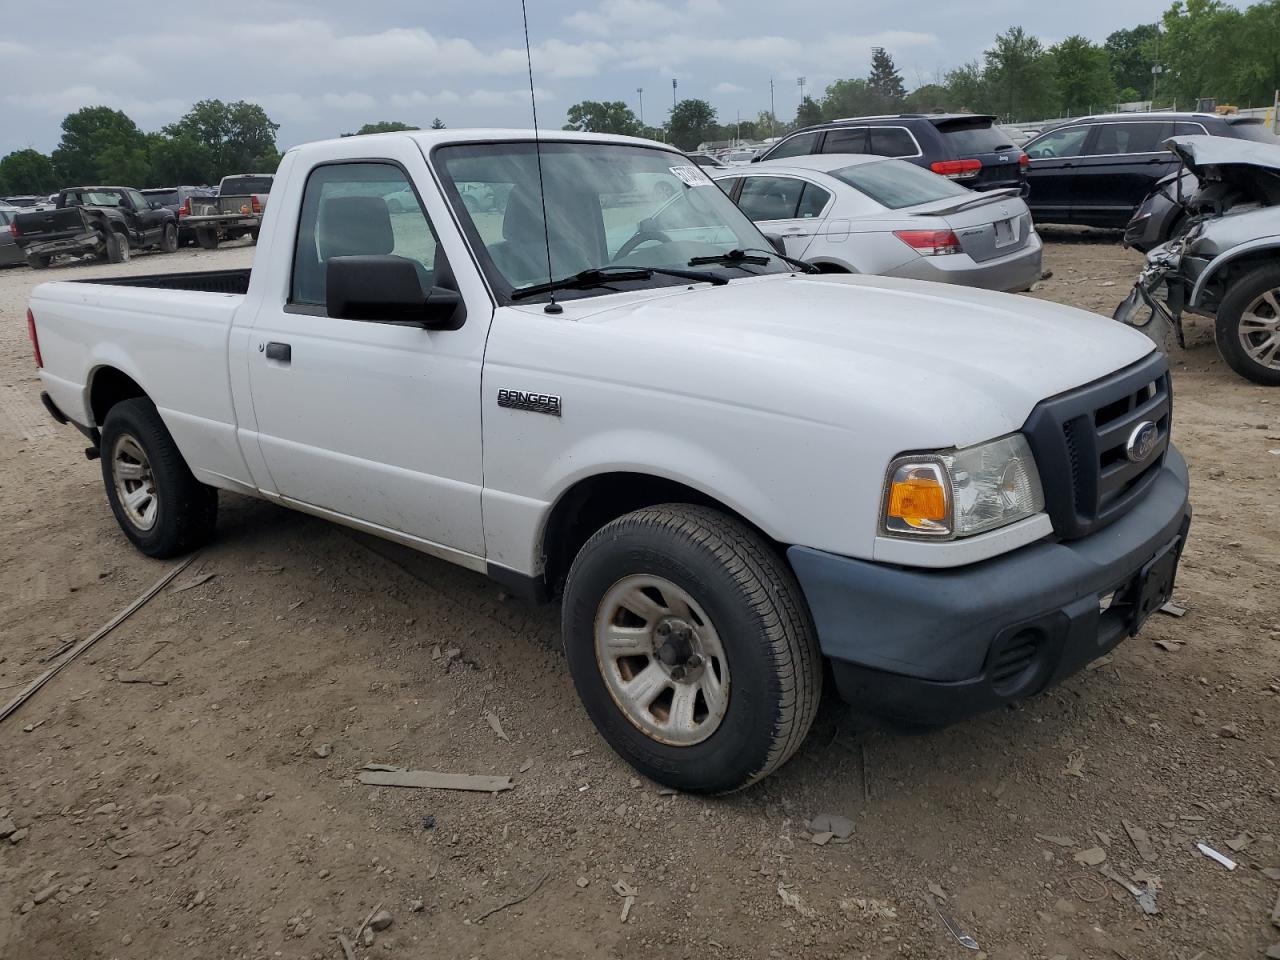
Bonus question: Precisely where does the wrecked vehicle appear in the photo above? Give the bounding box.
[1116,135,1280,385]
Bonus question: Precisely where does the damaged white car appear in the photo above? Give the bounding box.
[1115,135,1280,384]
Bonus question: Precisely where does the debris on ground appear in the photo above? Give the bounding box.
[368,909,393,932]
[170,571,216,593]
[357,766,514,793]
[1074,846,1108,866]
[1158,601,1187,617]
[1098,863,1159,915]
[483,710,509,742]
[808,813,855,842]
[1224,832,1252,852]
[1063,750,1086,778]
[312,742,332,758]
[1036,834,1078,847]
[470,868,552,924]
[1196,843,1237,870]
[928,882,948,902]
[613,879,638,922]
[840,896,897,920]
[1122,820,1158,862]
[1218,722,1241,739]
[925,892,978,950]
[776,882,816,919]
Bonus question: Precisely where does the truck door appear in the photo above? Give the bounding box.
[244,154,489,560]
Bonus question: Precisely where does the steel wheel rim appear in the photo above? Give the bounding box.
[112,433,158,531]
[594,574,730,746]
[1238,287,1280,370]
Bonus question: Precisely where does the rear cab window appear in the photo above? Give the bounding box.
[829,159,968,209]
[221,176,274,195]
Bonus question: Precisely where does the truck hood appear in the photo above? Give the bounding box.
[537,272,1154,448]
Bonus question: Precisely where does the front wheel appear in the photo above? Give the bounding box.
[100,398,218,557]
[104,231,130,263]
[562,504,822,793]
[1215,264,1280,385]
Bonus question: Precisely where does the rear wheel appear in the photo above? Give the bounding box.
[562,504,822,793]
[100,398,218,557]
[1215,264,1280,386]
[159,222,179,253]
[26,253,51,269]
[196,229,220,250]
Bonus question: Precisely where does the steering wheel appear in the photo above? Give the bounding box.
[614,228,672,260]
[1033,147,1053,159]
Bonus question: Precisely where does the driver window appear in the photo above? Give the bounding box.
[737,176,804,222]
[127,190,147,210]
[1025,126,1090,160]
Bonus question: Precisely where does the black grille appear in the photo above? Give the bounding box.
[1023,353,1171,540]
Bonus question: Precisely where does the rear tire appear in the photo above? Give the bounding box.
[160,222,179,253]
[100,398,218,558]
[562,504,822,793]
[1214,264,1280,386]
[196,229,219,250]
[26,253,51,269]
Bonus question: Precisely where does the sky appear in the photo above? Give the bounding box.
[0,0,1173,158]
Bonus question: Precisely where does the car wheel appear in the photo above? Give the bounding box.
[1215,264,1280,386]
[160,222,179,253]
[100,398,218,558]
[562,504,822,793]
[26,253,52,269]
[196,229,220,250]
[105,231,130,264]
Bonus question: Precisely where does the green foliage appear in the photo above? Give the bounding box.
[563,100,644,136]
[867,48,907,113]
[163,100,281,179]
[942,61,992,113]
[666,99,718,150]
[1105,24,1161,94]
[795,96,824,129]
[52,106,147,185]
[0,149,60,195]
[983,26,1058,120]
[903,84,950,114]
[821,79,878,121]
[1049,36,1117,116]
[345,121,420,136]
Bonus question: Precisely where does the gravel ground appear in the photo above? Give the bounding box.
[0,233,1277,960]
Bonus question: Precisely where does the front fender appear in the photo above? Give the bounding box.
[1190,234,1280,307]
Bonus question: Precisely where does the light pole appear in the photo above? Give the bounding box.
[672,78,678,111]
[797,76,806,108]
[1151,65,1164,106]
[769,76,776,136]
[636,87,644,126]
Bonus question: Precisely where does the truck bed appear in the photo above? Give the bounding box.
[76,268,251,295]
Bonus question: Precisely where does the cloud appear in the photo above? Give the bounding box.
[84,53,149,83]
[5,84,185,119]
[714,82,747,94]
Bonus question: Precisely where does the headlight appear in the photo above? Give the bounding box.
[881,434,1045,539]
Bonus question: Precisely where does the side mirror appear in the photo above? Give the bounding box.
[148,200,162,210]
[763,234,787,256]
[325,255,465,330]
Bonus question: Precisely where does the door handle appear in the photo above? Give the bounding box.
[783,227,804,234]
[265,341,291,363]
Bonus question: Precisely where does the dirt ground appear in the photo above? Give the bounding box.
[1,233,1277,960]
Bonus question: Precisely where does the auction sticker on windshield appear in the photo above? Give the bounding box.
[669,165,713,187]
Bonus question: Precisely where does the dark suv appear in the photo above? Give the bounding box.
[755,114,1028,192]
[1022,112,1278,227]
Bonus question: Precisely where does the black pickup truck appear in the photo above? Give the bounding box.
[11,186,178,268]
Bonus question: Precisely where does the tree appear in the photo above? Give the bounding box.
[903,83,950,113]
[0,149,60,195]
[1233,0,1280,106]
[147,132,215,186]
[794,95,823,129]
[943,61,992,113]
[983,26,1057,120]
[562,100,643,136]
[1105,24,1161,95]
[163,99,281,179]
[666,99,717,150]
[345,120,420,136]
[52,106,147,184]
[867,48,907,113]
[431,117,447,129]
[1049,36,1117,115]
[821,79,878,121]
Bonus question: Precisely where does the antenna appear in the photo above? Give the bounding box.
[520,0,561,315]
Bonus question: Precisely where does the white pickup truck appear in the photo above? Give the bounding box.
[28,129,1191,792]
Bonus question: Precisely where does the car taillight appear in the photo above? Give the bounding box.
[179,199,190,217]
[27,308,42,368]
[1018,152,1030,169]
[251,196,262,214]
[8,221,18,237]
[894,229,962,256]
[930,159,982,179]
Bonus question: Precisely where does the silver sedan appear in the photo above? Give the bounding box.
[714,154,1043,292]
[0,204,25,267]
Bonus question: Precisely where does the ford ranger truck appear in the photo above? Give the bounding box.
[27,130,1192,793]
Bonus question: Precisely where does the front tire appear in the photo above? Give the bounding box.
[104,231,130,263]
[100,398,218,558]
[562,504,822,793]
[1215,264,1280,386]
[160,222,179,253]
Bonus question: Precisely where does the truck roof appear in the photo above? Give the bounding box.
[285,128,682,162]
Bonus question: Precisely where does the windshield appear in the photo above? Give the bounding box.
[434,140,788,302]
[65,190,125,207]
[220,176,273,195]
[1228,121,1280,144]
[829,158,970,209]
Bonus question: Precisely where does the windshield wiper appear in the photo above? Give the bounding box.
[688,248,819,274]
[509,265,727,300]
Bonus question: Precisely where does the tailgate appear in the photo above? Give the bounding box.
[916,193,1034,263]
[934,118,1025,191]
[218,196,259,216]
[15,207,85,239]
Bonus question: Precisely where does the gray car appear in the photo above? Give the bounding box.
[714,154,1043,292]
[1115,135,1280,385]
[0,204,24,266]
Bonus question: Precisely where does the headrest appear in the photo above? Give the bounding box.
[318,195,395,260]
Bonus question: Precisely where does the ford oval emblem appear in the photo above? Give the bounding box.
[1125,421,1159,463]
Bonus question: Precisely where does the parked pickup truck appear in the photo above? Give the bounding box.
[185,173,273,249]
[12,186,178,268]
[27,130,1192,792]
